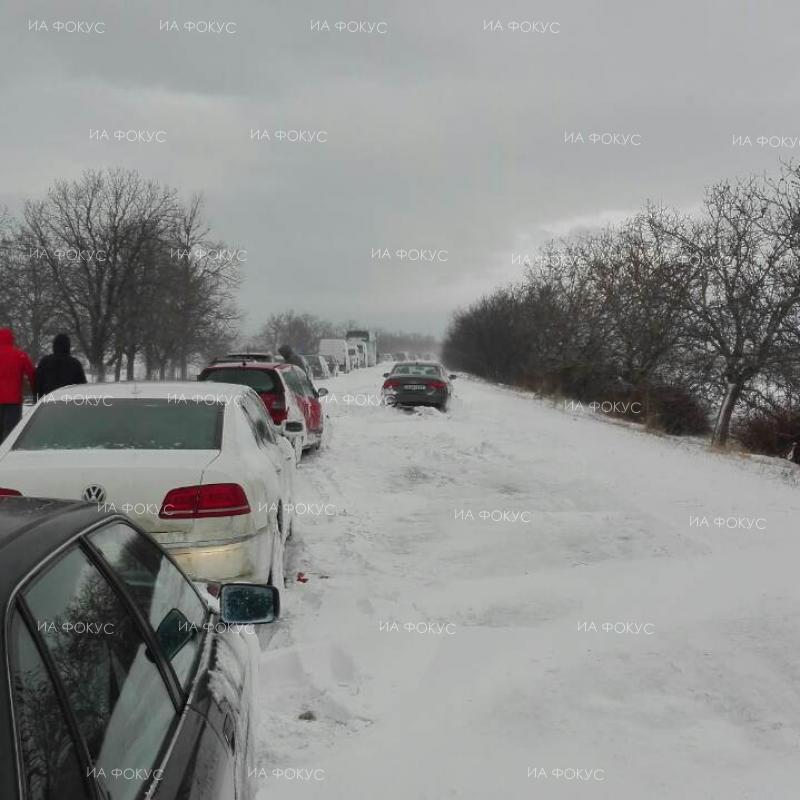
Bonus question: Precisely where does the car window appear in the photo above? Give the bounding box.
[239,402,262,444]
[282,368,304,396]
[242,393,278,444]
[10,612,91,800]
[392,364,439,377]
[13,399,223,451]
[23,546,176,800]
[89,522,207,692]
[296,370,316,397]
[201,367,277,393]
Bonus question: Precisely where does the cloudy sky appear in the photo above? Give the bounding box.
[2,0,800,336]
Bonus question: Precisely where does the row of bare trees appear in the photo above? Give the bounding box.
[0,168,240,380]
[443,163,800,446]
[251,310,439,357]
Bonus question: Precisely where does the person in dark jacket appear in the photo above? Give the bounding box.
[278,344,312,379]
[0,327,36,443]
[35,333,87,400]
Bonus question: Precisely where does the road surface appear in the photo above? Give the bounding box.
[253,365,800,799]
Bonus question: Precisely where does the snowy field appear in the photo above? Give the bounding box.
[252,365,800,800]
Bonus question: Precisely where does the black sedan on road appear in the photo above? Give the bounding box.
[381,361,457,411]
[0,497,278,800]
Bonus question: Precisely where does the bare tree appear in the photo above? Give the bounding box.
[660,172,800,444]
[23,168,178,380]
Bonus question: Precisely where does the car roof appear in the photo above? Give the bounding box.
[0,497,118,797]
[44,381,253,401]
[0,497,110,607]
[203,361,285,371]
[393,361,442,368]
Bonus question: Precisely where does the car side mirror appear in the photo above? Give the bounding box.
[383,372,389,378]
[220,583,279,624]
[282,420,304,435]
[317,387,328,397]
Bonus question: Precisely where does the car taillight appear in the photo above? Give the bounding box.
[427,380,446,390]
[159,483,250,519]
[0,487,21,496]
[383,379,400,389]
[261,394,288,423]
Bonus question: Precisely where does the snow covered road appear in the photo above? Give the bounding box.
[253,366,800,799]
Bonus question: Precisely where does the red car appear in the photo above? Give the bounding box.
[198,360,328,455]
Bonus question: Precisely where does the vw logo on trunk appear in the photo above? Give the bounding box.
[82,484,107,504]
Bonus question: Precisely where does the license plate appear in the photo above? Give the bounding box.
[405,384,426,391]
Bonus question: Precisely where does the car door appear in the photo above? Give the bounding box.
[282,368,313,433]
[8,532,237,800]
[86,520,251,800]
[241,393,295,526]
[237,394,289,535]
[296,370,323,434]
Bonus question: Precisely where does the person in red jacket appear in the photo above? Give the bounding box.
[0,328,36,443]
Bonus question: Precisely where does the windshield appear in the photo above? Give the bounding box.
[201,367,278,394]
[392,364,443,377]
[13,399,223,450]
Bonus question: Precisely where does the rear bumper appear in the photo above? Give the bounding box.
[157,531,265,583]
[384,390,448,407]
[302,427,323,448]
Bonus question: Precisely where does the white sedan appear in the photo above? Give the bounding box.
[0,382,296,592]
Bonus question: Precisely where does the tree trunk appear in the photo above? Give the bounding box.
[712,381,744,445]
[92,358,106,383]
[125,350,136,381]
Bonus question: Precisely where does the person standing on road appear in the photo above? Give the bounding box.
[278,344,313,379]
[35,333,87,399]
[0,327,35,443]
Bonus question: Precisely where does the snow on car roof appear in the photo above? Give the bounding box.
[206,360,284,369]
[43,381,254,402]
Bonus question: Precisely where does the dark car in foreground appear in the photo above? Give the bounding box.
[381,361,457,411]
[0,497,278,800]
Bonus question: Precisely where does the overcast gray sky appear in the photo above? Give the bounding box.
[2,0,800,336]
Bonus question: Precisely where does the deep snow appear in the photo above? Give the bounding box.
[252,365,800,799]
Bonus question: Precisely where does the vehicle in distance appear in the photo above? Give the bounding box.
[0,382,296,586]
[392,352,410,362]
[348,344,363,368]
[321,354,339,376]
[0,496,278,800]
[318,339,351,372]
[345,330,377,367]
[302,354,332,380]
[199,360,328,454]
[381,361,457,411]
